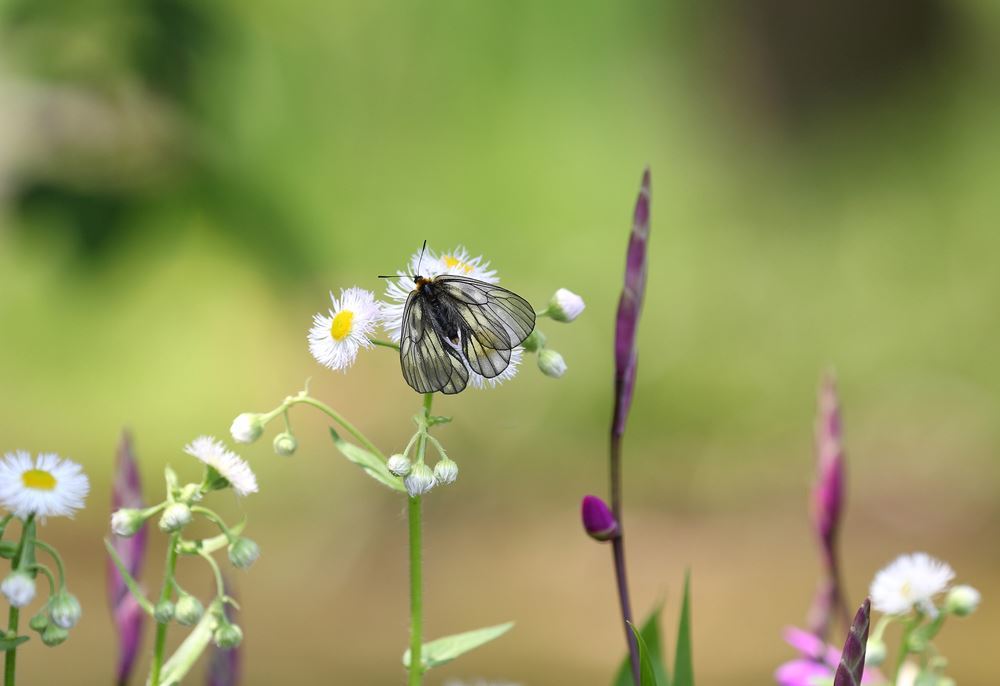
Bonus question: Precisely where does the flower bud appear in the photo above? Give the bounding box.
[945,585,981,617]
[521,329,547,353]
[404,463,436,497]
[48,590,82,629]
[110,508,146,537]
[153,600,175,624]
[228,537,261,570]
[865,638,887,666]
[29,611,48,633]
[174,593,205,626]
[581,495,618,542]
[273,431,298,457]
[213,621,244,649]
[230,413,264,444]
[547,288,585,322]
[41,623,69,647]
[433,458,458,485]
[538,349,567,378]
[158,503,193,533]
[1,571,36,608]
[387,454,412,477]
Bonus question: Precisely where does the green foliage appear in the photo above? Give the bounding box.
[614,607,669,686]
[328,428,405,493]
[402,621,514,671]
[673,572,694,686]
[630,623,661,686]
[0,636,30,652]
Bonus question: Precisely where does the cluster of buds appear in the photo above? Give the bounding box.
[526,288,585,379]
[387,413,460,497]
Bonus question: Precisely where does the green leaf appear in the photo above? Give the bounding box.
[0,541,18,559]
[158,601,221,685]
[613,607,669,686]
[0,636,29,651]
[329,429,405,493]
[402,621,514,670]
[629,623,661,686]
[672,571,694,686]
[103,539,154,615]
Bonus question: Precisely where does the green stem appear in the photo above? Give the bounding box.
[190,507,235,542]
[408,393,433,686]
[289,395,384,458]
[197,550,226,602]
[4,515,35,686]
[372,339,401,351]
[31,540,65,589]
[893,615,918,682]
[149,533,180,686]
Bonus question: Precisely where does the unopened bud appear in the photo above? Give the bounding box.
[41,624,69,647]
[110,508,146,537]
[153,600,175,624]
[538,349,567,378]
[159,503,192,533]
[865,639,887,666]
[48,590,82,629]
[230,413,264,444]
[521,329,547,353]
[174,593,205,626]
[433,458,458,485]
[213,621,243,649]
[1,571,36,608]
[228,537,261,570]
[404,463,436,497]
[273,432,298,457]
[547,288,585,322]
[945,585,981,617]
[29,612,48,633]
[581,495,618,542]
[387,454,412,477]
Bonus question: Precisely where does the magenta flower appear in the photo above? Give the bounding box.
[776,623,884,686]
[834,599,871,686]
[107,431,147,686]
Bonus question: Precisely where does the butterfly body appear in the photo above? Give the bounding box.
[399,274,535,395]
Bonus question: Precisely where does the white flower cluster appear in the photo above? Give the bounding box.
[869,552,980,617]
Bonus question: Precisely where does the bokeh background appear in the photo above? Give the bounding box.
[1,0,999,683]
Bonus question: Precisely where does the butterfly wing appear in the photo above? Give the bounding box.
[434,275,536,378]
[399,290,469,394]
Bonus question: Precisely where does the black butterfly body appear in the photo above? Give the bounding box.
[399,274,535,394]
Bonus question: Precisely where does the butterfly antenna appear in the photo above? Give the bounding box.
[416,239,427,275]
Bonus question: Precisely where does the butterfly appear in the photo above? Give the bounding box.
[383,244,536,394]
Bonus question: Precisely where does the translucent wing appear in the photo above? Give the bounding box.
[434,275,536,378]
[399,290,469,394]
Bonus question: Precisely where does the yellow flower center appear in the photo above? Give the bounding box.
[22,469,57,491]
[330,310,354,341]
[442,255,474,273]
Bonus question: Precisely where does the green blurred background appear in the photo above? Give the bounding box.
[1,0,998,683]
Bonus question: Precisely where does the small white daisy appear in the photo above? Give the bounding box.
[308,287,381,372]
[184,437,258,496]
[468,346,524,389]
[869,552,955,616]
[0,451,90,520]
[382,244,499,343]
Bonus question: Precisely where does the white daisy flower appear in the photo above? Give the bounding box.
[869,552,955,616]
[382,244,498,343]
[0,451,90,520]
[308,287,381,372]
[468,346,524,389]
[184,436,258,496]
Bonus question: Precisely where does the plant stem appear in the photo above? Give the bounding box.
[408,392,433,686]
[149,533,180,686]
[290,395,385,458]
[610,433,640,686]
[4,515,35,686]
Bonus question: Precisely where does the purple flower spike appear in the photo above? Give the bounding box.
[107,431,147,686]
[833,598,871,686]
[807,373,849,639]
[612,168,650,439]
[581,495,619,542]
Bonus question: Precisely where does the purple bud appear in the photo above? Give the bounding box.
[612,168,650,438]
[107,431,147,686]
[833,598,871,686]
[581,495,619,542]
[812,373,844,546]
